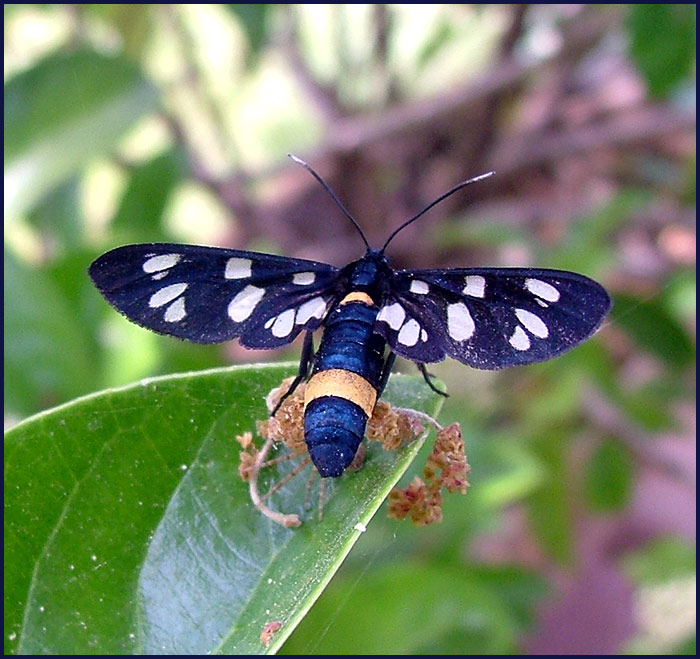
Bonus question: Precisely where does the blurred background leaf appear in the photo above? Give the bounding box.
[4,50,159,219]
[627,4,696,99]
[4,4,695,655]
[225,4,272,63]
[612,293,696,370]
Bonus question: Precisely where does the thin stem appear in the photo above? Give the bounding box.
[260,457,312,503]
[249,436,302,528]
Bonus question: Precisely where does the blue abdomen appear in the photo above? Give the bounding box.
[305,396,367,477]
[304,300,386,477]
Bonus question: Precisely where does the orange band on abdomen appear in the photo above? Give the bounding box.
[304,369,378,417]
[339,291,374,306]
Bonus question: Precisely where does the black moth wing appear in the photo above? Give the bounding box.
[376,267,612,369]
[89,243,341,347]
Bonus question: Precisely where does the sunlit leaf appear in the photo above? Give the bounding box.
[110,149,188,243]
[4,364,442,654]
[4,50,159,219]
[225,4,271,63]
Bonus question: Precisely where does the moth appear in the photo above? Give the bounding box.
[89,157,611,478]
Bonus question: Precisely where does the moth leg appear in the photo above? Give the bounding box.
[417,362,449,398]
[270,331,315,417]
[377,352,397,396]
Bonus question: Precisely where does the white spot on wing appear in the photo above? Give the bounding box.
[377,302,406,330]
[143,253,181,273]
[463,275,486,298]
[398,319,421,346]
[525,278,560,302]
[421,329,428,342]
[515,308,549,338]
[410,280,429,295]
[447,302,475,341]
[225,257,252,280]
[509,325,531,351]
[271,309,295,337]
[293,272,316,285]
[228,285,265,322]
[296,297,327,324]
[164,297,186,322]
[149,283,188,308]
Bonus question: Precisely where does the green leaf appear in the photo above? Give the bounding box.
[611,293,696,369]
[621,537,696,586]
[525,430,573,564]
[4,364,443,654]
[584,437,633,512]
[665,269,696,321]
[88,5,154,59]
[627,5,696,98]
[416,18,457,71]
[468,565,547,631]
[225,4,271,63]
[4,50,160,219]
[470,439,546,508]
[616,384,674,431]
[26,178,85,250]
[110,149,188,243]
[435,219,528,251]
[669,634,696,655]
[282,562,541,654]
[3,249,97,417]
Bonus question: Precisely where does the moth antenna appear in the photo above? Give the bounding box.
[289,154,371,251]
[381,171,495,253]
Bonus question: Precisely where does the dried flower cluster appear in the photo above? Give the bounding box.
[235,378,307,483]
[259,377,308,452]
[235,377,469,527]
[387,422,470,525]
[366,400,425,450]
[237,379,430,482]
[235,431,258,482]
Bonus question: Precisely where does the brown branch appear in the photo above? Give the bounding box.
[372,4,400,105]
[160,5,240,165]
[490,106,696,177]
[499,4,529,57]
[278,5,345,122]
[248,435,302,528]
[303,7,619,159]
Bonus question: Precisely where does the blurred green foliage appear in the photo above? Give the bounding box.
[4,4,695,656]
[584,437,634,512]
[4,50,160,219]
[627,4,696,99]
